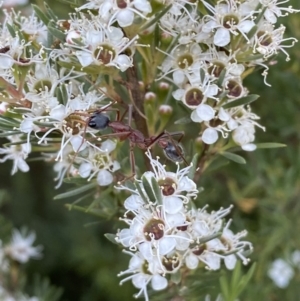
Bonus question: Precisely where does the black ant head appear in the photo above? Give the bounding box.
[88,112,110,130]
[163,141,185,163]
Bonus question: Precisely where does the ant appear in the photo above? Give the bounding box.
[74,103,187,179]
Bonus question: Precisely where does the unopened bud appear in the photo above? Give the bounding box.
[159,105,173,115]
[145,92,156,102]
[66,31,80,44]
[158,82,170,91]
[161,32,173,44]
[138,81,145,91]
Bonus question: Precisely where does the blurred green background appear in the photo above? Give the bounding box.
[0,0,300,300]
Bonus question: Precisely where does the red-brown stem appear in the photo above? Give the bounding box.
[125,63,151,171]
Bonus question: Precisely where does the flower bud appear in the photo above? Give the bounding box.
[144,92,156,103]
[159,105,173,116]
[158,82,170,91]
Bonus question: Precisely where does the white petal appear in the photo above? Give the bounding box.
[203,20,218,33]
[203,253,221,270]
[186,253,199,269]
[124,194,144,210]
[139,242,153,261]
[191,110,203,123]
[97,169,113,186]
[241,143,257,151]
[100,139,116,153]
[17,158,29,173]
[76,51,94,67]
[196,104,215,121]
[115,54,132,71]
[214,28,230,47]
[164,196,183,214]
[172,89,185,101]
[175,232,190,251]
[118,228,132,247]
[158,237,176,255]
[134,0,152,13]
[112,160,120,172]
[178,176,196,192]
[79,162,92,178]
[70,135,86,152]
[218,107,230,122]
[264,9,277,24]
[108,27,124,42]
[205,84,219,97]
[202,128,218,144]
[116,10,134,27]
[132,273,149,289]
[0,55,14,69]
[151,274,168,291]
[50,104,66,121]
[20,119,34,133]
[86,30,103,45]
[227,118,238,130]
[165,212,185,228]
[224,254,237,270]
[238,20,255,33]
[173,70,186,86]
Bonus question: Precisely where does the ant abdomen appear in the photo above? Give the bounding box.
[88,112,110,130]
[163,142,185,163]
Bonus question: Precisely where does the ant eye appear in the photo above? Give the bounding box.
[88,112,110,129]
[163,142,184,163]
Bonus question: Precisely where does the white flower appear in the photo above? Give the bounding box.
[0,135,31,175]
[66,18,135,71]
[5,229,42,263]
[268,258,294,288]
[202,0,255,47]
[77,141,120,186]
[118,251,167,301]
[291,250,300,268]
[260,0,300,24]
[253,23,298,61]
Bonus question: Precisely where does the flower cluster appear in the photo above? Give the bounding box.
[158,0,299,150]
[268,250,300,288]
[0,229,42,301]
[116,152,252,301]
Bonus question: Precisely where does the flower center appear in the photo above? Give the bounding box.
[209,118,224,128]
[158,177,177,196]
[226,80,242,97]
[185,88,204,107]
[33,80,52,92]
[177,53,194,69]
[94,44,116,65]
[64,114,85,135]
[144,218,165,241]
[117,0,128,9]
[223,14,239,29]
[208,61,225,78]
[162,253,180,271]
[142,260,152,274]
[192,244,206,256]
[220,237,232,251]
[0,46,10,53]
[257,31,273,46]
